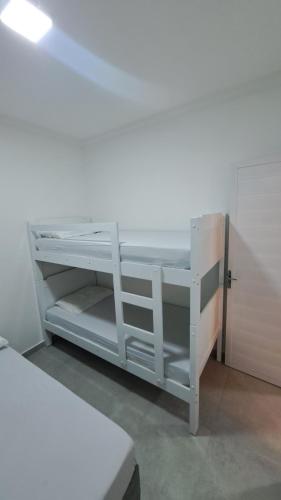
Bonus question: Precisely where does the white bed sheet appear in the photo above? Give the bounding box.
[0,347,135,500]
[36,230,191,269]
[46,295,191,386]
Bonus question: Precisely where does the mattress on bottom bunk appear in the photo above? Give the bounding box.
[46,295,191,386]
[0,346,136,500]
[36,230,191,269]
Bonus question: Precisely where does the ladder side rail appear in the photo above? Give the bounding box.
[110,223,126,366]
[152,267,164,384]
[27,223,53,346]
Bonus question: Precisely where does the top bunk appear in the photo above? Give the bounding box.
[28,213,225,287]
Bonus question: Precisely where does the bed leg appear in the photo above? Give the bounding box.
[44,331,53,347]
[189,390,199,435]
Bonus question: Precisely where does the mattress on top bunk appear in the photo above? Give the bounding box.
[36,230,191,269]
[0,346,136,500]
[46,295,191,386]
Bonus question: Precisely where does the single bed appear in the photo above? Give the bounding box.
[0,345,140,500]
[46,295,191,386]
[35,230,191,269]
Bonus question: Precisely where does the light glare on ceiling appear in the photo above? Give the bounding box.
[0,0,53,43]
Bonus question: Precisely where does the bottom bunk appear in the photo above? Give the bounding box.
[45,294,191,386]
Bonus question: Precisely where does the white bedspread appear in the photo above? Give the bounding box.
[36,230,191,268]
[0,347,135,500]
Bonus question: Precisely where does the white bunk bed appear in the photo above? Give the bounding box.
[28,213,225,435]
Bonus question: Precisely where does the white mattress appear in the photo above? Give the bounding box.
[36,230,191,269]
[0,347,135,500]
[46,295,191,386]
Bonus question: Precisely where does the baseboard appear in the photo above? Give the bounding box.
[22,341,45,358]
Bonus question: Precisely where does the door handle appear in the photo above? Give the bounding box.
[227,270,237,288]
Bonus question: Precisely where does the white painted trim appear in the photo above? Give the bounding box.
[121,291,153,309]
[82,69,281,147]
[231,154,281,171]
[22,341,45,357]
[123,323,155,345]
[225,166,239,367]
[31,222,114,232]
[35,252,113,274]
[189,217,201,435]
[27,223,53,347]
[152,267,164,384]
[0,113,80,147]
[3,67,281,145]
[44,321,121,366]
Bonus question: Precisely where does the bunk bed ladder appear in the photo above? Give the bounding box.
[120,266,164,384]
[112,244,164,384]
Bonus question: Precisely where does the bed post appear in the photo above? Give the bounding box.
[189,217,201,435]
[27,223,53,346]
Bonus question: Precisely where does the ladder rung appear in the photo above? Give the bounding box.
[123,324,155,345]
[120,262,157,280]
[120,291,154,310]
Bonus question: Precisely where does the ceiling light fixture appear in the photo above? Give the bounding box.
[0,0,52,43]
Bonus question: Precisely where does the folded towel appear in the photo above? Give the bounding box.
[0,337,8,349]
[55,285,113,314]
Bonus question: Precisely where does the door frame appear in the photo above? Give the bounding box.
[225,155,281,367]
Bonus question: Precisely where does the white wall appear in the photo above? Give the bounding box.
[3,81,281,352]
[84,84,281,230]
[0,121,87,353]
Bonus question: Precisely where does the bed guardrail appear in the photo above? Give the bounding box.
[28,221,127,363]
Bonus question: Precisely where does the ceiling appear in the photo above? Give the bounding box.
[1,0,281,140]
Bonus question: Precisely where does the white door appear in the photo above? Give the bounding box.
[226,161,281,387]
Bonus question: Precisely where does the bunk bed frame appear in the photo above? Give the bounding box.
[28,213,225,435]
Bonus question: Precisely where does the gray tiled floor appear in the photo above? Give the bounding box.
[27,338,281,500]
